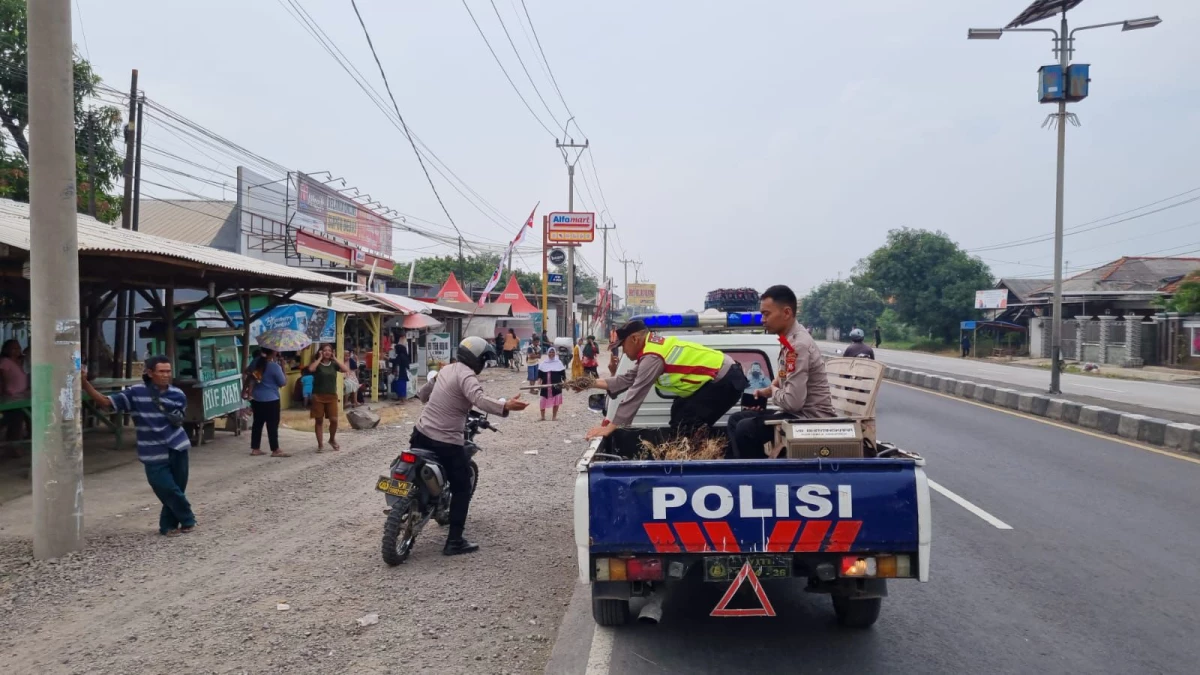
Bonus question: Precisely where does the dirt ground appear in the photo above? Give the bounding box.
[0,368,593,675]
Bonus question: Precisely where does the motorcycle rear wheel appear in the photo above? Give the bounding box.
[381,498,420,566]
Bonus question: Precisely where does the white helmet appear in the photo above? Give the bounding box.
[457,336,489,374]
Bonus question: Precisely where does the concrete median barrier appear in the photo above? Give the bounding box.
[1165,424,1200,455]
[874,357,1191,453]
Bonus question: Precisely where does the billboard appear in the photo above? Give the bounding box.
[974,289,1009,310]
[627,283,657,308]
[547,212,595,243]
[295,174,393,256]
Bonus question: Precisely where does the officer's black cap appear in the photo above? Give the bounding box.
[615,320,647,344]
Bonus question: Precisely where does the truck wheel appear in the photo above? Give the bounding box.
[831,596,882,628]
[591,597,630,626]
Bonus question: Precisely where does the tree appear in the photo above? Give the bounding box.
[854,229,993,341]
[1159,272,1200,314]
[0,0,123,222]
[799,280,884,335]
[391,254,593,301]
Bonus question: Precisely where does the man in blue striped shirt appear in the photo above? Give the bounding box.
[83,356,196,536]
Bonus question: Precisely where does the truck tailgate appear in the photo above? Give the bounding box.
[586,458,929,580]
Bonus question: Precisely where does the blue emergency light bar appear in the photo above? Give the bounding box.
[632,312,763,330]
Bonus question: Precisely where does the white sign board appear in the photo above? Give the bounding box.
[547,212,596,243]
[790,423,858,439]
[974,289,1009,310]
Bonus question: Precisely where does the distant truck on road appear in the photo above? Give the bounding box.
[574,311,931,628]
[703,288,759,313]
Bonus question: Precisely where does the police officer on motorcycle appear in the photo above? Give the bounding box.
[414,336,528,555]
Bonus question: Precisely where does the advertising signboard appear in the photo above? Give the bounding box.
[427,332,453,370]
[547,212,595,243]
[295,174,394,256]
[974,289,1009,310]
[548,273,564,284]
[627,283,657,308]
[548,249,566,265]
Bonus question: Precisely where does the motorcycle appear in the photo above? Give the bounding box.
[376,395,498,566]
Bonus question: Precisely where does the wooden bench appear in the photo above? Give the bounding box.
[765,357,885,459]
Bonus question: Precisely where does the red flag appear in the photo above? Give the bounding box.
[479,203,539,306]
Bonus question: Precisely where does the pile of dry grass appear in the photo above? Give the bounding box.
[563,374,597,392]
[638,433,727,461]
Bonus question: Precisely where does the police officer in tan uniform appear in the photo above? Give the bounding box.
[726,285,835,459]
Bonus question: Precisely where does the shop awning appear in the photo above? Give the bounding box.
[402,313,443,330]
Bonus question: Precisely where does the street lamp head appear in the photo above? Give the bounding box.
[968,28,1004,40]
[1122,16,1162,31]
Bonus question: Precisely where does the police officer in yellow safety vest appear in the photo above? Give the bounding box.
[584,319,748,440]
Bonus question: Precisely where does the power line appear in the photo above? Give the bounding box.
[517,0,572,119]
[459,0,558,137]
[486,0,565,132]
[73,0,91,62]
[277,0,520,239]
[968,186,1200,253]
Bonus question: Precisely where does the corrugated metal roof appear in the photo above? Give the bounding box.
[997,278,1054,303]
[0,198,345,289]
[441,301,512,317]
[289,292,393,314]
[136,199,238,249]
[339,292,471,316]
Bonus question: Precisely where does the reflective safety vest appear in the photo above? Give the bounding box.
[640,334,725,396]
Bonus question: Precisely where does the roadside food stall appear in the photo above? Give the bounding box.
[0,198,348,452]
[143,324,246,445]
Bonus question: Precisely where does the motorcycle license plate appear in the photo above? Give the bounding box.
[375,476,413,498]
[703,555,792,582]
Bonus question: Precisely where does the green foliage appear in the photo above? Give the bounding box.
[910,337,947,353]
[854,228,994,341]
[1159,272,1200,314]
[0,0,123,222]
[392,254,598,301]
[876,308,911,342]
[799,280,884,335]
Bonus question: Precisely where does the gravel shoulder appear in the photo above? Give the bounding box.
[0,369,589,675]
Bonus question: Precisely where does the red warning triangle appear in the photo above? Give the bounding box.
[710,561,777,617]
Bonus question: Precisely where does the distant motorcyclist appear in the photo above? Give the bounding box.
[843,328,875,359]
[414,336,528,555]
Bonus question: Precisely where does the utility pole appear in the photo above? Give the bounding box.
[125,95,145,377]
[618,257,640,320]
[113,70,138,378]
[556,138,588,340]
[540,215,549,335]
[457,236,464,278]
[29,0,85,559]
[597,220,615,336]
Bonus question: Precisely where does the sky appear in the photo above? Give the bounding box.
[71,0,1200,311]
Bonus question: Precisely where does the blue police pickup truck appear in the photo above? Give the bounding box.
[574,312,931,628]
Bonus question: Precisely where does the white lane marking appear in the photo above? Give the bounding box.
[586,625,614,675]
[928,479,1013,530]
[1071,383,1124,393]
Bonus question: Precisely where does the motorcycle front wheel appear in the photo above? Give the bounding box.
[381,497,420,566]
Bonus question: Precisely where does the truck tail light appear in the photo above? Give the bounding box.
[626,558,664,581]
[595,557,634,581]
[841,555,912,578]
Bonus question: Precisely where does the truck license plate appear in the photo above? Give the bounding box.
[704,555,792,582]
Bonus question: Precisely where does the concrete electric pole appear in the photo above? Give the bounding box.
[29,0,85,559]
[597,219,615,336]
[618,257,640,320]
[555,138,588,340]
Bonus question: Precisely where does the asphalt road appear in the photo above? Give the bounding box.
[817,341,1200,419]
[550,383,1200,675]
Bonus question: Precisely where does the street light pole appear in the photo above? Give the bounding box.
[967,11,1162,395]
[1049,12,1069,395]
